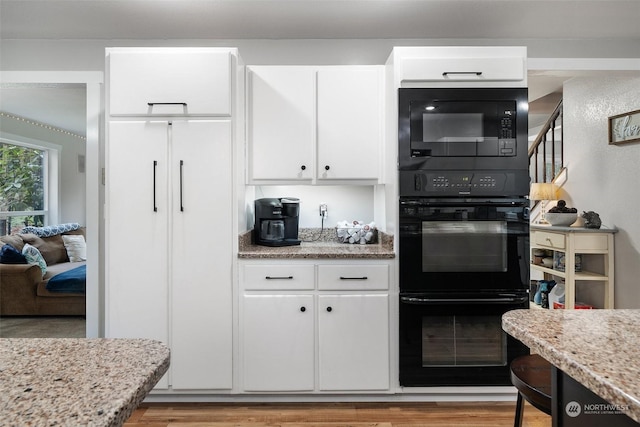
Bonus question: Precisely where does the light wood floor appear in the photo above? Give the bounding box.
[125,402,551,427]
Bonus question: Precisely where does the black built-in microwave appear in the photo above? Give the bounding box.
[398,87,529,173]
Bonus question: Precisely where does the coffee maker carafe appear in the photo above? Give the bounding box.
[254,198,301,247]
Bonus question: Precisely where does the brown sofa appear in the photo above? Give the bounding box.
[0,229,86,316]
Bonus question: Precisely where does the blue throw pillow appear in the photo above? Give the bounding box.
[0,244,28,264]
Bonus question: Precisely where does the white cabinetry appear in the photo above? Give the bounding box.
[105,47,237,392]
[242,294,315,391]
[530,225,616,309]
[247,66,315,182]
[317,294,389,391]
[247,66,383,184]
[239,261,391,393]
[390,46,527,88]
[108,48,231,116]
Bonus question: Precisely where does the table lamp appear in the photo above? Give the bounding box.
[529,183,558,224]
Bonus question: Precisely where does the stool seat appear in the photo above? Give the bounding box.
[510,354,552,427]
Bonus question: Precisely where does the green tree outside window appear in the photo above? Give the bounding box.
[0,142,45,235]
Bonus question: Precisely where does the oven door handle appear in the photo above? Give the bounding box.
[400,296,529,305]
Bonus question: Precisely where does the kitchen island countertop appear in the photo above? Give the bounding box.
[0,338,169,427]
[238,229,395,259]
[502,309,640,423]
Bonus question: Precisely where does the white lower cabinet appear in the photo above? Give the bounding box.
[239,262,391,393]
[318,294,389,391]
[242,295,315,391]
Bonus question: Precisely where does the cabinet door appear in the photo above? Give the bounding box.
[318,294,390,391]
[242,294,315,391]
[317,67,383,181]
[170,120,233,390]
[247,66,315,181]
[401,56,525,82]
[108,48,231,116]
[106,120,169,388]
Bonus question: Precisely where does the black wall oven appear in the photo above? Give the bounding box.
[398,196,530,387]
[397,87,530,387]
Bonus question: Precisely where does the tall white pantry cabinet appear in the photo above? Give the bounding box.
[105,47,240,391]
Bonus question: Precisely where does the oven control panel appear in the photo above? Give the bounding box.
[399,170,530,197]
[427,173,504,190]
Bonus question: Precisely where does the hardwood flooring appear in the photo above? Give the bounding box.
[126,402,551,427]
[0,316,85,338]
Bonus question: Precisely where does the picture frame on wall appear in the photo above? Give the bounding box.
[609,109,640,145]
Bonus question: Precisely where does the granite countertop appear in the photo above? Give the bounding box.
[0,338,170,427]
[238,228,395,259]
[502,309,640,423]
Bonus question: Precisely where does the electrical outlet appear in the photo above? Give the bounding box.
[319,203,328,218]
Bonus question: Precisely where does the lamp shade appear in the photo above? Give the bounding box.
[529,183,558,201]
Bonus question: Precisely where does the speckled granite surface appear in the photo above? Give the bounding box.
[238,228,395,259]
[503,309,640,423]
[0,338,170,427]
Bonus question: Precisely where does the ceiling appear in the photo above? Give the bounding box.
[1,0,639,138]
[2,0,640,40]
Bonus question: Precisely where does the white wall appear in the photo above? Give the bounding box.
[3,38,640,72]
[562,72,640,309]
[254,185,375,228]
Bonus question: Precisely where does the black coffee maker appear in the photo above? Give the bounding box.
[254,198,301,247]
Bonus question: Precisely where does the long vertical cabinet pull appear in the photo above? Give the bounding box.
[179,160,184,212]
[153,160,158,212]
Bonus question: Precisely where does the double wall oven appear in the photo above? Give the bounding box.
[398,87,530,387]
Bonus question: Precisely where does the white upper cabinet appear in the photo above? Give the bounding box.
[316,67,383,181]
[107,47,232,116]
[247,65,384,184]
[391,46,527,88]
[247,66,315,182]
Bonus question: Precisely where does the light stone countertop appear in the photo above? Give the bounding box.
[0,338,170,427]
[238,228,395,259]
[502,309,640,423]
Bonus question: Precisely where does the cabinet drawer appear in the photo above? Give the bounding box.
[402,56,525,82]
[533,231,565,249]
[318,265,388,290]
[574,234,609,251]
[243,264,315,290]
[108,48,231,116]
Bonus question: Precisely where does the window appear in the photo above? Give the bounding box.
[0,141,48,235]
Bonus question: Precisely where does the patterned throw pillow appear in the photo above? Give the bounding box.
[22,243,47,277]
[62,235,87,262]
[21,223,81,238]
[0,244,28,264]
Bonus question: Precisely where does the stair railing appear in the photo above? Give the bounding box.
[529,100,564,184]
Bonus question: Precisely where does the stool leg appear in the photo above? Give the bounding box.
[514,392,524,427]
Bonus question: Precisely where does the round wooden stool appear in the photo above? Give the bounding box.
[510,354,553,427]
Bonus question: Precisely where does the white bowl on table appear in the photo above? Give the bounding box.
[545,212,578,226]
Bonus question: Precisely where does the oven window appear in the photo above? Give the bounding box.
[421,315,506,367]
[421,221,507,272]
